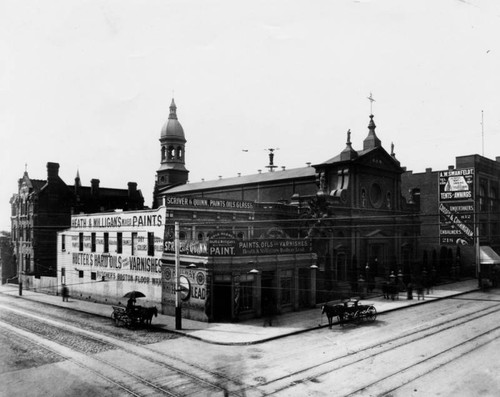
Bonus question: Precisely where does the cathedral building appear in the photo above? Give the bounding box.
[154,100,419,321]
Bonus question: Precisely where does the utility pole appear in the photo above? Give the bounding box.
[481,110,484,156]
[175,221,182,329]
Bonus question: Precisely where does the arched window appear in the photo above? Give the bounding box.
[161,147,166,161]
[177,146,183,160]
[168,146,175,160]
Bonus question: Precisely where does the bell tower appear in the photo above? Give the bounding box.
[154,99,189,206]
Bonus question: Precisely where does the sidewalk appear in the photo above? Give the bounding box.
[0,279,479,345]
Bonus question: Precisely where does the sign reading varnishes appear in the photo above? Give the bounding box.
[438,168,475,245]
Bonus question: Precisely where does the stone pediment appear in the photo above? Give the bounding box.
[357,148,402,173]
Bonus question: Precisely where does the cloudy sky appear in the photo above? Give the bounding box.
[1,0,500,231]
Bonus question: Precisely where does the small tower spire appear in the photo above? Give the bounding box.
[169,98,178,120]
[363,114,381,150]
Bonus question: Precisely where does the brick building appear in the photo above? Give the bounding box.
[402,154,500,281]
[10,162,144,292]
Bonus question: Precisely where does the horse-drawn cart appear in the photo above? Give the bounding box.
[322,298,377,328]
[111,305,158,328]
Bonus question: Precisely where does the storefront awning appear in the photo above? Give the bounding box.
[480,246,500,265]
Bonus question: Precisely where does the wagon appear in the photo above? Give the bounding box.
[341,298,377,323]
[111,305,158,328]
[111,305,142,328]
[322,298,377,328]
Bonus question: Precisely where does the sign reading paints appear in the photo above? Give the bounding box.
[71,206,166,229]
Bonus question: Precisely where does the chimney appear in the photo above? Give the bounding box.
[91,179,100,196]
[128,182,137,197]
[47,162,60,184]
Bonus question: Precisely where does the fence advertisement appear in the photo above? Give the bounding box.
[438,168,475,245]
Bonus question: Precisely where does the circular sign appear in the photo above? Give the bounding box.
[196,271,205,285]
[179,275,191,301]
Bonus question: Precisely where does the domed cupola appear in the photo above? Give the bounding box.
[155,98,189,198]
[160,98,185,140]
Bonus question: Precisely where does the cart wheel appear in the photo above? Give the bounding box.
[365,306,377,322]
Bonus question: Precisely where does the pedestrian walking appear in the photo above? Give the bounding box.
[61,284,69,302]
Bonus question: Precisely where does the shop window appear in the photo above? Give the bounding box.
[131,232,137,255]
[91,272,96,280]
[280,270,292,306]
[79,270,84,278]
[148,232,154,256]
[239,281,254,311]
[179,231,186,240]
[79,233,84,251]
[104,233,109,253]
[117,232,122,254]
[91,233,96,252]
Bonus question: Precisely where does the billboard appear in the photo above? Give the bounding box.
[438,168,475,245]
[439,168,474,202]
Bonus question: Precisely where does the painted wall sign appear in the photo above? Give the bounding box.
[165,196,254,210]
[439,168,474,202]
[439,202,475,245]
[438,168,475,245]
[208,239,312,256]
[71,206,166,230]
[162,267,207,307]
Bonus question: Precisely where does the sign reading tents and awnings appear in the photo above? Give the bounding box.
[438,167,475,245]
[439,168,474,202]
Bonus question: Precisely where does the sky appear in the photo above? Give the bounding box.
[1,0,500,231]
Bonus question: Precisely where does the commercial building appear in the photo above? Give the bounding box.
[10,162,144,292]
[56,207,165,306]
[402,154,500,281]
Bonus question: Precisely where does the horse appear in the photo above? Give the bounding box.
[140,306,158,326]
[321,304,346,328]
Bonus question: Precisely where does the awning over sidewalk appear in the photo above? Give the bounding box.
[480,246,500,264]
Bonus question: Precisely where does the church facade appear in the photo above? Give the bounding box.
[154,100,419,321]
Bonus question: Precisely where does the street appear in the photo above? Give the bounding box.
[1,290,500,396]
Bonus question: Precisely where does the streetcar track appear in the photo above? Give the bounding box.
[0,320,164,397]
[0,297,248,394]
[347,325,500,396]
[0,303,251,397]
[260,301,500,395]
